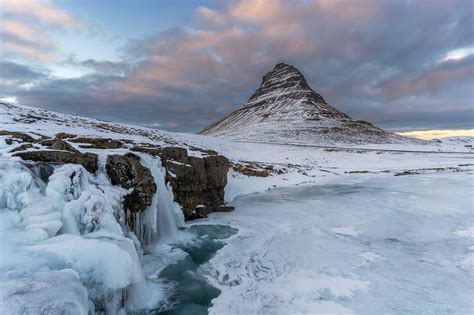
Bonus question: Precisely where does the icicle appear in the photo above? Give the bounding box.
[136,153,184,245]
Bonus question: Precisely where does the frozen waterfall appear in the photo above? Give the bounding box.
[0,152,186,314]
[134,153,185,246]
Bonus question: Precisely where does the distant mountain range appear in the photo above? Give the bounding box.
[200,63,419,145]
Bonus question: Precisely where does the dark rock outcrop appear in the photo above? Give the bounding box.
[50,139,79,153]
[160,147,188,163]
[0,130,35,143]
[106,153,156,216]
[13,150,98,173]
[132,145,232,219]
[130,145,162,156]
[55,132,77,139]
[69,137,123,149]
[9,143,33,153]
[163,151,231,219]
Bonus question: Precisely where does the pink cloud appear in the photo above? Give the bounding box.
[1,0,80,29]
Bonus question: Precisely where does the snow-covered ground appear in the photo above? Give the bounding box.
[199,172,474,314]
[1,102,473,314]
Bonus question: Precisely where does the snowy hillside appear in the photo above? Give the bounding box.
[1,102,473,314]
[200,63,419,145]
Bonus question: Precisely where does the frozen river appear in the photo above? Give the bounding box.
[199,173,474,314]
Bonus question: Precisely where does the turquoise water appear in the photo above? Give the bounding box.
[156,224,237,315]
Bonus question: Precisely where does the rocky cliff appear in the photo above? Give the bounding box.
[6,129,232,226]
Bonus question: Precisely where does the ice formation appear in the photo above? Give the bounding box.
[0,151,184,314]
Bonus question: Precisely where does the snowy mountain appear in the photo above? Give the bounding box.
[200,63,418,145]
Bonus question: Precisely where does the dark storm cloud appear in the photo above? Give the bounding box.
[2,0,473,132]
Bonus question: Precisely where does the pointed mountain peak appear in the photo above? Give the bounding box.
[200,62,416,145]
[259,62,308,89]
[245,62,325,108]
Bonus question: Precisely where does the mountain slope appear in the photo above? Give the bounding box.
[200,63,416,144]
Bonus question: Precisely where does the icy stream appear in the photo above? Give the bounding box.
[204,173,474,314]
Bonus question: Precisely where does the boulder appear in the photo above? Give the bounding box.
[106,153,156,215]
[13,150,98,173]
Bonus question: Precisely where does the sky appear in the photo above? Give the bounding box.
[0,0,473,133]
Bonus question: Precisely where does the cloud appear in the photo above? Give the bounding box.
[0,61,46,81]
[374,54,474,100]
[1,0,80,28]
[0,0,80,61]
[1,0,473,132]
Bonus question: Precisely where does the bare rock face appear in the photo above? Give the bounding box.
[106,153,156,216]
[13,150,98,173]
[163,151,231,219]
[160,147,188,163]
[130,145,232,219]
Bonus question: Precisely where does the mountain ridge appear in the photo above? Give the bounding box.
[200,63,419,145]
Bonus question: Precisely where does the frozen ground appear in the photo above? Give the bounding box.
[1,103,474,314]
[199,172,474,315]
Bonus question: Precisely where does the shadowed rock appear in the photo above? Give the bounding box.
[164,152,231,219]
[106,153,156,215]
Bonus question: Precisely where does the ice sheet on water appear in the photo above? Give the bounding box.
[204,173,474,315]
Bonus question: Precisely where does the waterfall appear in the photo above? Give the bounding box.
[1,152,185,314]
[24,162,54,193]
[137,154,185,245]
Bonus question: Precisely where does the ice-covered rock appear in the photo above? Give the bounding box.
[13,150,98,173]
[0,156,171,313]
[106,153,157,218]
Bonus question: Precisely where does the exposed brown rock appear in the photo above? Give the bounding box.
[106,153,156,215]
[50,139,79,153]
[231,163,270,177]
[0,130,35,143]
[13,150,98,173]
[130,145,162,156]
[69,137,123,149]
[9,143,33,153]
[38,139,55,146]
[55,132,77,139]
[160,147,188,163]
[164,152,231,219]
